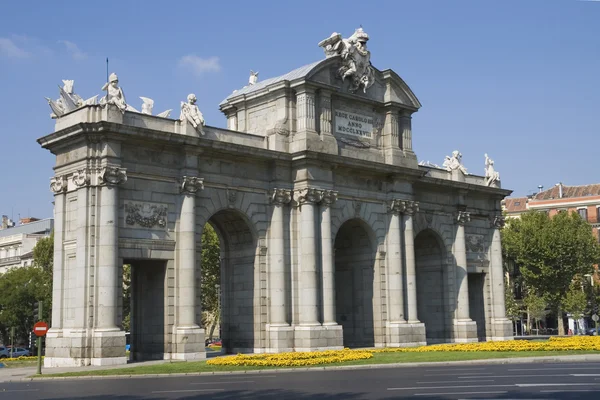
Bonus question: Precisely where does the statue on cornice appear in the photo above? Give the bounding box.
[45,79,97,118]
[180,93,205,134]
[318,27,375,93]
[249,70,259,85]
[484,153,500,186]
[443,150,468,175]
[100,72,127,113]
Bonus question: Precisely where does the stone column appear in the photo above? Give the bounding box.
[453,210,478,342]
[490,215,513,340]
[387,200,406,323]
[172,176,206,360]
[320,190,338,325]
[269,188,292,326]
[399,110,413,152]
[97,166,127,331]
[319,93,332,136]
[296,188,321,326]
[403,201,420,324]
[73,169,91,330]
[49,175,67,331]
[296,90,316,133]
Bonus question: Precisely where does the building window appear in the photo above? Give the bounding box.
[578,208,588,220]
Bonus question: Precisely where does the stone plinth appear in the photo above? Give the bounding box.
[294,325,343,352]
[387,322,427,347]
[171,327,206,360]
[453,320,478,343]
[267,325,294,353]
[490,318,514,341]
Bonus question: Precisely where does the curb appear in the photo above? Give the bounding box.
[13,354,600,382]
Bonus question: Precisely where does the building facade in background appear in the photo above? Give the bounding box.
[0,217,54,273]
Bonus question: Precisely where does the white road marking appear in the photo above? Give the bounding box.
[541,389,599,393]
[416,380,495,384]
[415,391,507,396]
[571,374,600,377]
[425,372,494,376]
[152,389,225,393]
[459,374,568,378]
[517,383,600,387]
[424,368,484,372]
[388,384,515,391]
[191,380,255,385]
[389,382,599,391]
[510,367,600,371]
[219,375,277,379]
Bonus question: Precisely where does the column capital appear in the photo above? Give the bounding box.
[321,190,338,206]
[388,199,419,215]
[457,211,471,225]
[296,187,323,205]
[270,188,292,205]
[98,166,127,186]
[492,214,505,229]
[50,175,67,194]
[72,168,91,188]
[404,201,419,216]
[180,176,204,194]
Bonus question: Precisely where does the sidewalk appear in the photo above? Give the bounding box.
[3,353,600,382]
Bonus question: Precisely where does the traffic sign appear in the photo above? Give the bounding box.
[33,321,49,337]
[593,314,599,322]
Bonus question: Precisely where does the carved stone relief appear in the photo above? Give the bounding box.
[124,201,168,229]
[466,234,486,261]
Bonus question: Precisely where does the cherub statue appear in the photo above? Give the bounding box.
[484,153,500,186]
[249,70,259,85]
[180,93,205,134]
[318,27,375,93]
[100,72,127,113]
[443,150,468,175]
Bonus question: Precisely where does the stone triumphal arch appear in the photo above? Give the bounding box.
[40,28,512,367]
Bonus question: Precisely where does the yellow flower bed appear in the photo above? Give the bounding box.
[206,348,372,367]
[374,336,600,353]
[1,356,40,362]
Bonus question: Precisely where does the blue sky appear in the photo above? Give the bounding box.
[1,0,599,220]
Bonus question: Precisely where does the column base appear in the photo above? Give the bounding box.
[386,322,427,347]
[92,329,127,364]
[294,325,343,352]
[172,326,206,360]
[490,318,514,341]
[267,324,294,353]
[453,319,478,343]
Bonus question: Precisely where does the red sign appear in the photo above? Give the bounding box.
[33,322,49,337]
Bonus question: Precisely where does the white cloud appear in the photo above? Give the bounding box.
[58,40,86,60]
[178,55,221,77]
[0,37,31,58]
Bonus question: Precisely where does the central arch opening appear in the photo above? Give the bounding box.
[334,219,377,348]
[204,209,257,354]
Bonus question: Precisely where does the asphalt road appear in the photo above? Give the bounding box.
[2,361,600,399]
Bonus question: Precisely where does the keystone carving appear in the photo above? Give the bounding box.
[98,166,127,186]
[180,176,204,194]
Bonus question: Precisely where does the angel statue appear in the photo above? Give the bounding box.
[140,97,154,115]
[318,27,375,93]
[100,72,127,113]
[484,153,500,186]
[180,93,205,134]
[249,70,259,85]
[443,150,468,175]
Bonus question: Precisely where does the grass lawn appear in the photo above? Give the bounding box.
[39,350,598,378]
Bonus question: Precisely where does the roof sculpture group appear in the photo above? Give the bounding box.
[44,27,500,185]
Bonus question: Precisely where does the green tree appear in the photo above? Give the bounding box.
[32,233,53,272]
[563,279,588,333]
[122,264,131,331]
[502,211,600,335]
[0,266,52,345]
[201,223,221,340]
[522,289,547,333]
